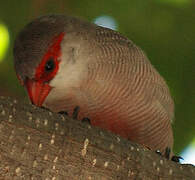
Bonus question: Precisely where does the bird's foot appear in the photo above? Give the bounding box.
[58,111,69,116]
[81,117,91,124]
[58,106,79,119]
[171,155,183,163]
[164,147,171,160]
[155,150,162,156]
[155,147,183,163]
[58,106,91,124]
[72,106,80,119]
[72,106,91,124]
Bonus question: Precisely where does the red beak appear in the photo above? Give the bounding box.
[25,79,52,107]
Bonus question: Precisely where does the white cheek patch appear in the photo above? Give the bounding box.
[49,36,88,90]
[50,59,86,89]
[48,33,91,100]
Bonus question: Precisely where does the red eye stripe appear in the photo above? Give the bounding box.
[35,32,65,83]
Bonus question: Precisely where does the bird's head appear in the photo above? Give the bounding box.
[13,15,92,107]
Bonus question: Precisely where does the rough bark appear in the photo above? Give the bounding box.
[0,96,194,180]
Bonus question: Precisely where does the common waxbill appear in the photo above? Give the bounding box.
[13,15,174,154]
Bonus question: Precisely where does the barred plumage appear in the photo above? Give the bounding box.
[14,14,174,154]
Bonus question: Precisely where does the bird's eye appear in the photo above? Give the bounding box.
[45,58,55,72]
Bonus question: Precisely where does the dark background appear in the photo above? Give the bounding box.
[0,0,194,155]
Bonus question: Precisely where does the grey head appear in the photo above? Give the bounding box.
[13,14,96,84]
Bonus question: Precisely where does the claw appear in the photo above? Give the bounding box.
[58,111,69,116]
[59,106,91,124]
[163,147,182,163]
[171,156,183,163]
[72,106,80,119]
[165,147,171,160]
[155,150,162,156]
[156,147,172,161]
[82,117,91,124]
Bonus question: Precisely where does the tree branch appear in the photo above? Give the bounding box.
[0,96,194,179]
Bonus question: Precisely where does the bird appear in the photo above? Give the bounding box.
[13,14,174,155]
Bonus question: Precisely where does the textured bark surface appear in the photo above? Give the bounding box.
[0,96,194,180]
